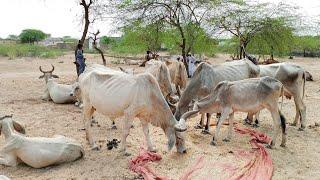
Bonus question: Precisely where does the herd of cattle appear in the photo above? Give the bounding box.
[0,57,308,170]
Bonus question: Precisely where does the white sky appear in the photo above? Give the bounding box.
[1,0,319,39]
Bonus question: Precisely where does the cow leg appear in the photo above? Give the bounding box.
[244,112,254,125]
[0,153,18,167]
[202,113,212,134]
[141,121,156,152]
[211,108,231,146]
[224,112,234,142]
[253,111,260,128]
[194,113,205,129]
[83,105,99,150]
[293,95,306,130]
[110,119,117,129]
[120,112,133,156]
[267,108,281,149]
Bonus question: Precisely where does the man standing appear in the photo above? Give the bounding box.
[186,54,196,78]
[75,43,86,75]
[139,50,153,67]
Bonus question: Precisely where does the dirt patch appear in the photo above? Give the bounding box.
[1,54,320,179]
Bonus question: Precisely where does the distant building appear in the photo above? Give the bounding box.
[39,37,64,47]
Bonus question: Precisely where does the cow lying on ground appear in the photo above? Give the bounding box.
[180,77,287,148]
[79,64,187,155]
[39,65,79,104]
[246,62,306,130]
[174,59,260,134]
[0,115,84,168]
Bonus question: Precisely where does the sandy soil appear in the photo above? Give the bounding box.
[0,53,320,180]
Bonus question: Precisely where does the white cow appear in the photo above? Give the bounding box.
[180,77,287,148]
[79,65,187,155]
[39,65,78,104]
[0,115,84,168]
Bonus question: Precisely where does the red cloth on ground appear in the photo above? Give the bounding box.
[218,127,274,180]
[179,156,205,180]
[129,148,205,180]
[129,148,169,180]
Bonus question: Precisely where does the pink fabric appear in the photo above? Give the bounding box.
[179,156,205,180]
[129,148,169,180]
[129,148,205,180]
[217,126,274,180]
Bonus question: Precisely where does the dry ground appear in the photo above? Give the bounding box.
[0,53,319,180]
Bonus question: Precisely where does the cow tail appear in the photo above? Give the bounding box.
[302,71,306,100]
[279,112,286,134]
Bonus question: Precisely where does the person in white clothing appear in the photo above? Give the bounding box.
[186,54,196,77]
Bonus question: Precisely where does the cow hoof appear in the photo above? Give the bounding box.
[265,144,273,149]
[280,144,286,148]
[223,138,230,142]
[298,127,305,131]
[201,129,210,134]
[148,147,157,153]
[123,152,131,156]
[131,125,134,128]
[243,118,252,125]
[91,145,101,151]
[194,124,203,129]
[111,125,117,130]
[210,141,217,146]
[290,123,297,127]
[252,123,259,128]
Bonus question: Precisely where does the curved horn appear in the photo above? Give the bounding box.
[50,64,55,72]
[39,66,45,73]
[174,110,200,132]
[166,95,177,108]
[181,110,200,121]
[0,114,13,121]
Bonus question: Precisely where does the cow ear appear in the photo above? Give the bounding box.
[165,61,171,66]
[39,75,44,79]
[52,75,59,78]
[13,121,25,134]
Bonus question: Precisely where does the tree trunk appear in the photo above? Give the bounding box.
[93,43,106,66]
[303,49,306,57]
[177,25,189,77]
[270,46,274,60]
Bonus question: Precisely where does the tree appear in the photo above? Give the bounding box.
[247,18,294,59]
[211,1,296,58]
[90,30,106,66]
[7,34,18,41]
[293,36,320,57]
[101,0,216,75]
[19,29,47,44]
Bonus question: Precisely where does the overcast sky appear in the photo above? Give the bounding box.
[1,0,319,39]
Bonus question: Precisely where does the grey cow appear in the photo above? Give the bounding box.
[246,62,306,130]
[180,77,287,148]
[174,59,260,133]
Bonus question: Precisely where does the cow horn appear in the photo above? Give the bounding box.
[181,110,200,121]
[166,95,177,108]
[0,114,13,121]
[50,64,55,72]
[39,66,45,73]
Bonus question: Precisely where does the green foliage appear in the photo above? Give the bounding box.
[19,29,47,43]
[110,23,217,56]
[247,18,294,57]
[100,36,116,45]
[0,44,64,59]
[62,36,77,43]
[7,35,19,40]
[293,36,320,52]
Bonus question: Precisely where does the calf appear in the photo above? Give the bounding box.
[181,77,287,148]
